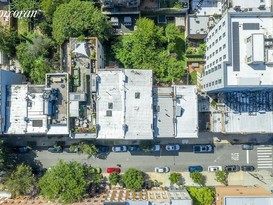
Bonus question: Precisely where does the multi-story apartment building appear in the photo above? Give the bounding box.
[202,12,273,93]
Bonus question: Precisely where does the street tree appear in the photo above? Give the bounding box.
[5,164,36,197]
[40,0,70,21]
[187,187,215,205]
[190,171,203,186]
[122,168,144,191]
[52,0,112,44]
[11,0,39,11]
[78,142,98,157]
[169,172,181,185]
[215,170,228,186]
[108,172,121,186]
[39,160,100,204]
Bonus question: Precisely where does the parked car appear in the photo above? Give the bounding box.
[112,146,127,152]
[193,144,213,153]
[188,166,203,173]
[128,145,140,152]
[165,144,180,151]
[12,146,30,153]
[225,165,240,172]
[89,167,102,174]
[208,166,222,172]
[242,144,254,150]
[98,146,110,153]
[151,145,160,151]
[154,167,170,173]
[47,146,63,153]
[241,165,255,172]
[107,167,121,174]
[63,146,79,153]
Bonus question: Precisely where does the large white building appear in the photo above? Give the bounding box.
[202,12,273,93]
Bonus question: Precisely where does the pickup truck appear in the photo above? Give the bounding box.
[193,144,213,153]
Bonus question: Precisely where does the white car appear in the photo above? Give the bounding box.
[151,145,160,151]
[112,146,127,152]
[155,167,170,173]
[165,144,180,151]
[208,166,222,172]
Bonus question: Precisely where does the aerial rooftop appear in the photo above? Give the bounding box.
[96,69,153,139]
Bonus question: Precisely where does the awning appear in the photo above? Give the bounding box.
[72,42,88,58]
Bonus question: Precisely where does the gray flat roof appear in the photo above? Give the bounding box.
[97,69,153,139]
[225,197,273,205]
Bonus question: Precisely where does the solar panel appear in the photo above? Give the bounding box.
[243,23,260,30]
[232,22,240,71]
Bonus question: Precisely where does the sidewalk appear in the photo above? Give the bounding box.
[145,170,273,191]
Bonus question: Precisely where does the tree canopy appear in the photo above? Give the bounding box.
[114,19,185,83]
[215,170,228,186]
[187,187,215,205]
[122,168,143,191]
[52,0,112,44]
[190,171,203,185]
[40,0,70,21]
[108,172,121,186]
[5,164,36,197]
[39,161,100,204]
[169,172,181,185]
[0,26,17,57]
[16,32,53,83]
[11,0,39,11]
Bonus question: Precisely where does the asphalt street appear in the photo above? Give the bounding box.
[17,143,272,173]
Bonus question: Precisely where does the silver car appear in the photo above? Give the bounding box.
[165,144,180,151]
[154,167,170,173]
[112,146,127,152]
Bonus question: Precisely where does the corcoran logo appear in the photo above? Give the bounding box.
[0,10,39,19]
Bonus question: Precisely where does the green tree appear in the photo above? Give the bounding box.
[114,18,185,83]
[190,171,203,185]
[108,172,121,186]
[11,0,39,11]
[0,26,17,57]
[52,0,112,44]
[40,0,70,21]
[122,168,143,191]
[169,172,181,185]
[215,170,228,185]
[39,160,100,204]
[5,164,36,197]
[16,33,53,83]
[78,142,98,157]
[187,187,215,205]
[139,141,154,152]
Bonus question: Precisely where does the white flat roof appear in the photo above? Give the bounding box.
[175,86,198,138]
[6,85,48,134]
[227,16,273,86]
[96,69,153,139]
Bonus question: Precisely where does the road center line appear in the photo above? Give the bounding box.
[246,150,249,164]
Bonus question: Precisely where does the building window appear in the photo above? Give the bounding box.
[219,25,221,30]
[218,79,222,84]
[216,39,218,43]
[106,110,112,117]
[219,36,222,41]
[247,36,251,43]
[219,47,222,52]
[222,21,225,26]
[216,59,218,63]
[216,49,218,54]
[215,28,218,33]
[215,80,218,85]
[206,71,208,75]
[223,55,226,59]
[220,57,222,61]
[213,61,215,65]
[261,0,264,2]
[223,44,226,49]
[213,52,215,56]
[108,103,113,109]
[212,42,215,46]
[209,82,212,86]
[223,32,226,37]
[218,64,221,69]
[212,82,214,86]
[207,56,209,60]
[212,32,214,36]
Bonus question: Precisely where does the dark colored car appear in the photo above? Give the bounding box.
[98,146,110,153]
[193,144,213,153]
[13,146,30,153]
[242,144,254,150]
[225,165,240,172]
[48,146,63,153]
[107,167,121,174]
[128,145,140,152]
[188,166,203,173]
[63,146,79,153]
[241,165,255,172]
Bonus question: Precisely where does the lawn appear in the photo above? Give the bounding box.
[17,19,28,35]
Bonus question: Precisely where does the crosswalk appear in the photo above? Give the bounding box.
[257,146,272,169]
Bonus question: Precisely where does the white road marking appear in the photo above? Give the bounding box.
[246,150,249,164]
[257,146,273,169]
